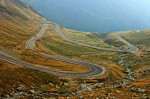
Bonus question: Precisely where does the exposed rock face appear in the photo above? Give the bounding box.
[16,85,26,91]
[131,85,146,93]
[29,90,35,94]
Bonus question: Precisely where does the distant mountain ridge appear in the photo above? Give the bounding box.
[21,0,150,33]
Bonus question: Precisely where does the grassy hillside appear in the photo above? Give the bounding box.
[0,60,64,94]
[0,0,126,81]
[69,77,150,98]
[61,27,115,49]
[0,0,46,51]
[0,0,149,98]
[0,0,89,97]
[35,24,127,80]
[0,60,84,96]
[118,30,150,78]
[34,24,150,98]
[120,30,150,47]
[102,31,150,98]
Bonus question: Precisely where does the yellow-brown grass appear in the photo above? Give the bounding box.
[0,0,46,51]
[60,27,112,48]
[0,7,90,74]
[21,50,90,73]
[68,77,150,99]
[0,60,64,95]
[34,24,126,80]
[0,17,41,50]
[117,31,150,79]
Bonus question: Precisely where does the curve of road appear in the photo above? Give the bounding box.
[42,22,138,52]
[0,53,105,78]
[0,23,106,78]
[0,22,138,78]
[114,32,139,52]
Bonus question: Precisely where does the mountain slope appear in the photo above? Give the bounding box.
[22,0,150,33]
[0,0,149,98]
[0,0,92,97]
[0,0,46,50]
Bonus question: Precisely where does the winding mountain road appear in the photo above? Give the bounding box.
[0,22,138,78]
[0,23,106,78]
[26,24,47,50]
[0,52,105,77]
[114,32,139,52]
[26,23,106,77]
[44,22,138,52]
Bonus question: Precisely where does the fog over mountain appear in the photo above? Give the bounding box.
[22,0,150,33]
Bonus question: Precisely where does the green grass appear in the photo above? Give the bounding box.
[35,25,127,80]
[103,33,125,47]
[37,29,120,63]
[43,37,95,57]
[61,28,112,48]
[120,30,150,47]
[114,30,150,79]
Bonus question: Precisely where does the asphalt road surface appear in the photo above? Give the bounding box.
[26,24,47,50]
[0,22,138,78]
[46,22,138,53]
[114,32,139,52]
[0,23,106,78]
[0,52,105,77]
